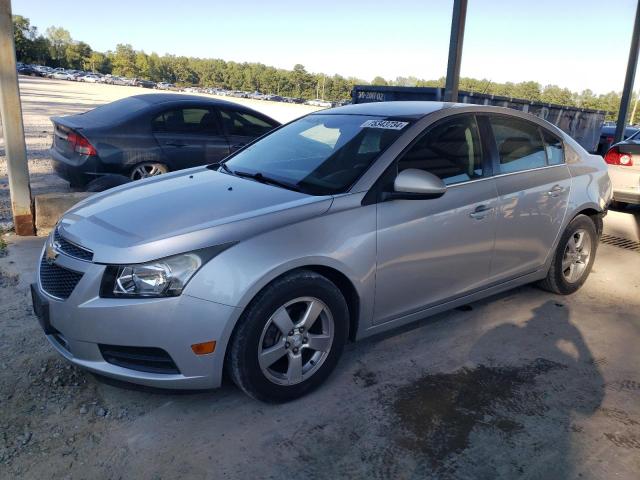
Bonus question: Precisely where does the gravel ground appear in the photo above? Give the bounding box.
[0,216,639,479]
[0,77,320,231]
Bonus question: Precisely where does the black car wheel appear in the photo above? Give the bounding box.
[227,270,349,403]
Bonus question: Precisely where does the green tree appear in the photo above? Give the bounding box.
[46,26,72,67]
[112,44,138,77]
[371,76,388,86]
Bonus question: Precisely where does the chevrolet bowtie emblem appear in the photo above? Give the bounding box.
[45,239,60,265]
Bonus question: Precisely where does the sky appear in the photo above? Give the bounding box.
[11,0,640,94]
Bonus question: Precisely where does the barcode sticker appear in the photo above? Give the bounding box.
[360,120,409,130]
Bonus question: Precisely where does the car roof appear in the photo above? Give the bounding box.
[129,93,241,108]
[314,101,454,119]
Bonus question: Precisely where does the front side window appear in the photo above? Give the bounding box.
[542,130,564,165]
[490,116,546,173]
[223,114,406,195]
[219,110,275,137]
[152,108,220,135]
[398,115,483,185]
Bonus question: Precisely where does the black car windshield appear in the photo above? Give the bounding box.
[223,114,409,195]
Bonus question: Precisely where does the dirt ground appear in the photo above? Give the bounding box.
[0,76,320,231]
[1,78,639,479]
[0,211,638,479]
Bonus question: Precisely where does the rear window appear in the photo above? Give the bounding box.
[490,116,547,174]
[79,97,150,124]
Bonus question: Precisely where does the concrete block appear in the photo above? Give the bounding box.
[34,192,92,235]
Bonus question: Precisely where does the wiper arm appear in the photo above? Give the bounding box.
[233,170,302,192]
[217,162,234,175]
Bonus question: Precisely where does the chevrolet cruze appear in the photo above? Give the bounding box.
[31,102,612,402]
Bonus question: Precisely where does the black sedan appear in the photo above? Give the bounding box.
[50,94,280,187]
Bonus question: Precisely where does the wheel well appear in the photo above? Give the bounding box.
[574,208,603,235]
[298,266,360,342]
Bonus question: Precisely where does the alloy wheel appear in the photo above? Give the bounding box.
[562,229,592,283]
[131,164,165,180]
[258,297,334,386]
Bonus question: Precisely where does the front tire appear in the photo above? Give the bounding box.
[538,214,598,295]
[227,270,349,402]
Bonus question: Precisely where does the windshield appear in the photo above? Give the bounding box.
[223,114,408,195]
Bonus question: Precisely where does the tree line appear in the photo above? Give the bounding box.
[12,15,633,120]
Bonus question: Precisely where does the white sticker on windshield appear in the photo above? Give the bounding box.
[360,119,409,130]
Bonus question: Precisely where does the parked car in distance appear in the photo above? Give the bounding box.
[49,93,280,187]
[597,123,638,155]
[132,78,156,88]
[83,74,100,83]
[33,101,611,402]
[604,129,640,208]
[17,65,44,77]
[156,82,175,90]
[51,71,74,81]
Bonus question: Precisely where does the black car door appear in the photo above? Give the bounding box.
[152,107,230,169]
[218,108,278,152]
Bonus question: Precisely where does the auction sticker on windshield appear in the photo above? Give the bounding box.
[360,120,409,130]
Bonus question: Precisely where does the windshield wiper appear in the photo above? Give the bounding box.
[233,170,302,193]
[217,162,234,175]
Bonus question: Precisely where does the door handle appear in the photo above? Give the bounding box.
[469,205,493,219]
[231,143,246,149]
[165,142,187,147]
[546,185,563,197]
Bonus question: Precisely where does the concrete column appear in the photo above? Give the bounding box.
[0,0,35,235]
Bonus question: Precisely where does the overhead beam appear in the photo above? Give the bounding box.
[615,0,640,143]
[0,0,34,235]
[444,0,468,102]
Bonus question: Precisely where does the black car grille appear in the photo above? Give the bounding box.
[98,345,181,374]
[39,256,84,299]
[54,227,93,261]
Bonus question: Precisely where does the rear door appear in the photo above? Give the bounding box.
[218,108,279,152]
[152,107,230,169]
[486,115,571,283]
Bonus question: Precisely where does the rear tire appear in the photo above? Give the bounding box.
[130,162,168,181]
[538,214,598,295]
[227,270,349,403]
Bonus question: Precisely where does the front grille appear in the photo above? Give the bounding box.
[54,227,93,261]
[98,345,181,374]
[39,256,84,299]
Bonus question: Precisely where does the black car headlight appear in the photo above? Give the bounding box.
[100,245,233,298]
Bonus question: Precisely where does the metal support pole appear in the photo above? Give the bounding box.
[0,0,34,235]
[444,0,468,102]
[614,0,640,143]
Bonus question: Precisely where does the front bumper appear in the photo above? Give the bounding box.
[32,247,239,389]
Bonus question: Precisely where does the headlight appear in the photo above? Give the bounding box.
[100,245,232,298]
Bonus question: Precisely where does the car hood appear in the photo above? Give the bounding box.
[58,167,333,264]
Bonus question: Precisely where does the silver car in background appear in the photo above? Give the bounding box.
[31,102,612,402]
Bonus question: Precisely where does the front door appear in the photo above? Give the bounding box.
[152,107,230,169]
[374,114,498,325]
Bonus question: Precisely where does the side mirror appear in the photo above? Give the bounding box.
[383,168,447,201]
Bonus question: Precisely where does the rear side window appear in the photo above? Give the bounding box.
[398,114,483,185]
[219,110,275,137]
[152,108,220,135]
[490,116,546,173]
[542,130,564,165]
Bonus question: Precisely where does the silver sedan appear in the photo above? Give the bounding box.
[32,102,612,402]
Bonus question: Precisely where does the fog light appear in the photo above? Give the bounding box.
[191,341,216,355]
